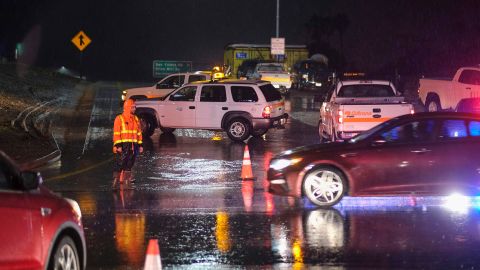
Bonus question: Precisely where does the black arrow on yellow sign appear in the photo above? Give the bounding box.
[71,31,91,51]
[79,34,84,46]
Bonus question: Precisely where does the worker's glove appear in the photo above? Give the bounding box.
[139,146,144,153]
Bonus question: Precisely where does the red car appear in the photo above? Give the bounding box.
[0,151,86,270]
[268,112,480,207]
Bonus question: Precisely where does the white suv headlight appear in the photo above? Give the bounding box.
[65,198,82,219]
[269,158,303,170]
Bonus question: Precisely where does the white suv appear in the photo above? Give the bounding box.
[121,72,211,101]
[135,80,289,141]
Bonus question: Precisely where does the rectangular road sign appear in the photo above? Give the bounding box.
[271,37,285,55]
[236,52,247,59]
[153,60,192,77]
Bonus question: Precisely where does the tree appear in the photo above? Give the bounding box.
[303,13,349,70]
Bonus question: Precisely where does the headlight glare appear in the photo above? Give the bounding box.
[65,198,82,219]
[269,158,302,170]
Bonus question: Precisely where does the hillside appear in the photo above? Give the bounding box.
[0,62,82,164]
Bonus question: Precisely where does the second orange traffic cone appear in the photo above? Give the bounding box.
[143,239,162,270]
[240,145,255,180]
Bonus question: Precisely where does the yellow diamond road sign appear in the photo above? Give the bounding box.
[71,31,91,51]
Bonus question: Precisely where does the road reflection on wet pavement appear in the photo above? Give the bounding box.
[43,84,480,269]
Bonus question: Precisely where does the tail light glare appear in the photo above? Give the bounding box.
[410,109,415,114]
[262,106,272,118]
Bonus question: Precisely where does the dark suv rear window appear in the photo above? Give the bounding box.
[259,84,282,101]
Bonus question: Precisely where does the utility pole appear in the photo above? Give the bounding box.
[276,0,280,37]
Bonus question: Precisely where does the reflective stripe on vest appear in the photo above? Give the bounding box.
[114,115,143,145]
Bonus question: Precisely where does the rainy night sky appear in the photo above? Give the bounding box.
[1,0,480,81]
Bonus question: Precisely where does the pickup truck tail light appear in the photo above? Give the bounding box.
[262,106,272,118]
[410,108,415,114]
[337,110,344,123]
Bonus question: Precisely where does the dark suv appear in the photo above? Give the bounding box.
[237,60,276,79]
[291,60,333,94]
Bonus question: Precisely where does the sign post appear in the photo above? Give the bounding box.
[153,60,192,78]
[71,31,92,79]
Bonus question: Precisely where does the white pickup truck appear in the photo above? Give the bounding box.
[121,72,210,101]
[418,66,480,111]
[251,63,291,95]
[319,80,414,141]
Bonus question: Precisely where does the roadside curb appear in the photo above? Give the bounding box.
[21,149,61,171]
[18,81,92,170]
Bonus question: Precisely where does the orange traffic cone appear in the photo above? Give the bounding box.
[143,239,162,270]
[240,145,255,180]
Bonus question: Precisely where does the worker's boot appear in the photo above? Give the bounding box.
[119,170,126,184]
[112,171,120,189]
[124,170,135,183]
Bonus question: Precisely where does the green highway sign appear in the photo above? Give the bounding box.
[153,60,192,77]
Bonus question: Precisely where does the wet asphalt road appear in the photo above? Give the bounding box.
[43,82,480,269]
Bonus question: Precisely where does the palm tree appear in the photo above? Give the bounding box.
[332,14,350,63]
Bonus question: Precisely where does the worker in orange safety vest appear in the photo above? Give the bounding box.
[112,98,143,188]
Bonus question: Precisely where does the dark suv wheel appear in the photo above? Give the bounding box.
[226,118,251,141]
[303,166,347,207]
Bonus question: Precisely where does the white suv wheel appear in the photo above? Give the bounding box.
[226,118,251,141]
[230,122,245,136]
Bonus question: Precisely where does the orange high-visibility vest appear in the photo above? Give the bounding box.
[113,114,143,146]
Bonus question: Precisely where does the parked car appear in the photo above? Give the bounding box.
[121,72,211,101]
[291,59,333,93]
[456,98,480,113]
[268,112,480,207]
[251,62,292,95]
[237,59,262,79]
[135,80,288,141]
[0,150,86,269]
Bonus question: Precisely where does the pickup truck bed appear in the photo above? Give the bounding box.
[320,80,414,141]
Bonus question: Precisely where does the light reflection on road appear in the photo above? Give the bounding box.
[43,83,480,269]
